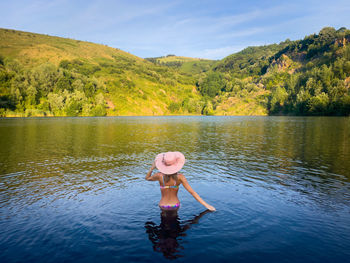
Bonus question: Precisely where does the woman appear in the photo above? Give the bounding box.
[145,151,215,211]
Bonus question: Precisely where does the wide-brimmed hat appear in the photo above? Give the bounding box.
[155,152,185,175]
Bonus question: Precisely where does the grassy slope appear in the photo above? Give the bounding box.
[0,28,141,66]
[180,60,216,75]
[4,28,345,117]
[153,55,201,63]
[0,28,201,116]
[146,55,216,75]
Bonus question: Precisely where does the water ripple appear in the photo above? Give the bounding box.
[1,117,350,262]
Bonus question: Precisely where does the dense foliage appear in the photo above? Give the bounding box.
[0,59,107,116]
[197,27,350,116]
[0,29,204,117]
[1,27,350,116]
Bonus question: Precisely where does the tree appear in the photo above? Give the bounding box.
[295,88,311,114]
[0,68,13,92]
[199,72,225,97]
[48,92,64,114]
[333,58,345,79]
[90,104,107,116]
[305,77,321,96]
[72,79,84,91]
[307,92,329,114]
[55,75,72,92]
[5,59,22,73]
[202,100,214,115]
[31,63,59,97]
[318,27,336,43]
[339,96,350,115]
[25,85,38,106]
[64,90,87,116]
[84,81,97,97]
[268,86,288,113]
[319,64,333,89]
[168,102,180,113]
[344,61,350,75]
[182,98,202,113]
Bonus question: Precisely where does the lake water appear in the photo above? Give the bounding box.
[0,116,349,262]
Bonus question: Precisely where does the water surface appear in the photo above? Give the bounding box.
[1,116,350,262]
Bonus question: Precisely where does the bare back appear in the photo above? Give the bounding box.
[158,173,181,206]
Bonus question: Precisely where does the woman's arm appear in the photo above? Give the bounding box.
[145,161,159,181]
[179,174,216,211]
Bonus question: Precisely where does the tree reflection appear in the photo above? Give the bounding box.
[144,209,210,260]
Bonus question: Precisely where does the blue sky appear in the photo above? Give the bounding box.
[1,0,350,59]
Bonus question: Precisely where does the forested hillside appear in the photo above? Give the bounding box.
[1,27,350,116]
[0,28,203,117]
[198,27,350,115]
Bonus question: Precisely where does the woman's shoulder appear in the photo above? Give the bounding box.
[177,173,185,180]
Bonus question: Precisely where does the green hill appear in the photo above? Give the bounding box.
[197,27,350,116]
[0,28,203,117]
[145,55,216,75]
[1,27,350,117]
[146,55,200,63]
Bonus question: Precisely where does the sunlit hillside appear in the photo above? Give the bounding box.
[1,27,349,117]
[0,28,203,117]
[199,27,350,116]
[145,55,216,75]
[0,28,142,66]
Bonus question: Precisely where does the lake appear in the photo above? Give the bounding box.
[0,116,349,262]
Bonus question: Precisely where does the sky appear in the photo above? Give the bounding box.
[1,0,350,60]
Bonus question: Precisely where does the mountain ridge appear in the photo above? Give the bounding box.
[1,26,350,117]
[0,27,204,117]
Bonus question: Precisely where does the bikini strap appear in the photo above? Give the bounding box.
[162,173,178,187]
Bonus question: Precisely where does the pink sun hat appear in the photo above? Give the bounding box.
[155,152,186,175]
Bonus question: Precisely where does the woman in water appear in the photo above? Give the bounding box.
[145,152,216,212]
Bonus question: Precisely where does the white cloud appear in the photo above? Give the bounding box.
[1,0,350,59]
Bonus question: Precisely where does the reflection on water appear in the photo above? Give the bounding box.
[1,117,349,207]
[0,116,350,262]
[145,210,210,259]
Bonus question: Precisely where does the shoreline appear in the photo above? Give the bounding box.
[1,114,349,118]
